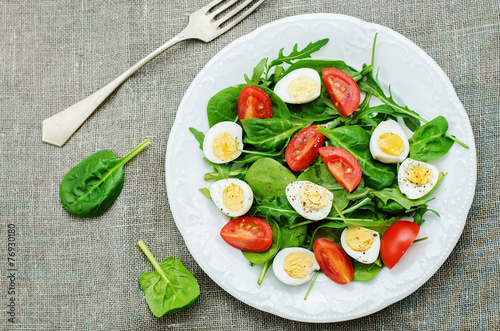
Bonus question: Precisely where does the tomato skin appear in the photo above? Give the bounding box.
[322,68,360,117]
[313,238,353,285]
[380,221,420,270]
[285,126,326,171]
[237,86,273,120]
[220,217,272,253]
[318,146,362,193]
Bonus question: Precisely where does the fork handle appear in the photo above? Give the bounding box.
[42,33,188,147]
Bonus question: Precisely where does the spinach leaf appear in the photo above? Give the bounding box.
[59,139,150,218]
[137,240,200,317]
[243,218,280,264]
[408,116,454,161]
[371,186,432,211]
[207,85,241,127]
[248,195,302,227]
[352,260,382,281]
[207,84,290,127]
[280,225,308,248]
[244,158,296,201]
[318,125,396,190]
[241,118,304,151]
[308,222,345,249]
[288,92,338,121]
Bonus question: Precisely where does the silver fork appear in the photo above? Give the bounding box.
[42,0,266,147]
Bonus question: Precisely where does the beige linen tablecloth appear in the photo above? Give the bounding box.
[1,0,498,330]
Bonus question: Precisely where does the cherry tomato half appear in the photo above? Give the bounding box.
[220,217,272,253]
[285,126,326,171]
[318,146,362,193]
[237,86,273,120]
[380,221,420,270]
[322,68,360,117]
[313,238,353,285]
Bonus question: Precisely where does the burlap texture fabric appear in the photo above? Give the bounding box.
[1,0,498,330]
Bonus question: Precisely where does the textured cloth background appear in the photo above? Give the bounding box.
[1,0,499,330]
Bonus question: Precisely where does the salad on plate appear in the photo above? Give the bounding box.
[188,35,468,297]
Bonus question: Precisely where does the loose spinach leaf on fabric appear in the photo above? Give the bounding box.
[317,125,397,190]
[241,117,304,152]
[137,240,200,317]
[243,218,281,265]
[59,139,150,218]
[408,116,454,161]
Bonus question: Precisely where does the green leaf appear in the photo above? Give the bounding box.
[59,139,150,218]
[243,218,281,264]
[284,59,364,81]
[352,260,382,281]
[241,118,304,152]
[244,158,296,201]
[137,240,200,317]
[189,127,205,150]
[269,39,329,68]
[409,116,454,161]
[247,195,302,227]
[245,57,268,85]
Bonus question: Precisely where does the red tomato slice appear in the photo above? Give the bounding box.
[313,238,353,285]
[237,86,273,120]
[322,68,360,117]
[380,221,420,270]
[285,126,326,171]
[220,217,272,253]
[318,146,362,193]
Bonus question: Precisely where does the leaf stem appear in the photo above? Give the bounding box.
[119,139,151,165]
[257,260,272,285]
[304,270,320,300]
[137,240,170,285]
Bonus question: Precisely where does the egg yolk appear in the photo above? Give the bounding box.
[299,184,331,211]
[378,132,404,156]
[404,166,433,186]
[222,183,244,212]
[283,252,314,279]
[212,132,239,161]
[345,227,376,252]
[287,77,319,101]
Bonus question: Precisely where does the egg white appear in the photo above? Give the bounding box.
[273,68,321,104]
[203,121,243,164]
[272,247,320,286]
[285,181,333,221]
[369,120,409,164]
[209,178,253,217]
[340,226,380,264]
[398,158,439,199]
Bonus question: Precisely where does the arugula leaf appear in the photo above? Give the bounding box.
[247,195,303,227]
[244,57,267,85]
[269,39,329,68]
[358,73,468,148]
[189,127,205,150]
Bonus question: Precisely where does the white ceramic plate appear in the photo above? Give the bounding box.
[165,14,476,323]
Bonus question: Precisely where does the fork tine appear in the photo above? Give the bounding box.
[207,0,240,18]
[200,0,226,13]
[214,0,265,31]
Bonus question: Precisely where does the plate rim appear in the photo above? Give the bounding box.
[165,13,477,322]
